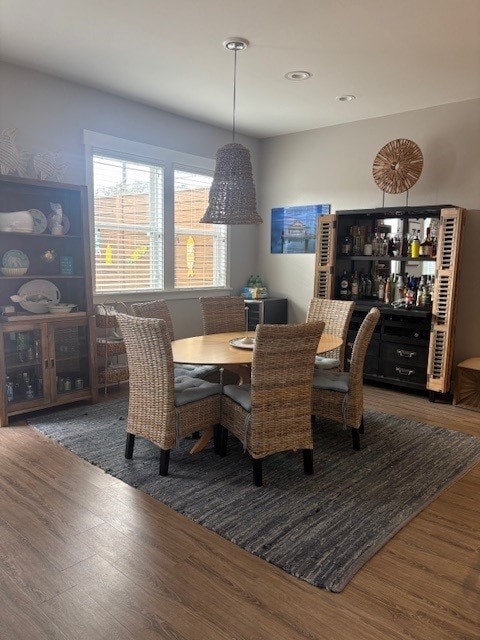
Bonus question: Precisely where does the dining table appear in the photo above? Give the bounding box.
[172,330,343,454]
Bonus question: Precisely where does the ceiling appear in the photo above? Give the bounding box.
[1,0,479,138]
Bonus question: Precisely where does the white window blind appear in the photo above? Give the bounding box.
[174,169,227,288]
[87,132,229,295]
[93,155,164,293]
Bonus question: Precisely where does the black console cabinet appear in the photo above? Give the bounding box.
[346,303,432,391]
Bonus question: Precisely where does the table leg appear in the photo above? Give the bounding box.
[189,364,251,454]
[189,427,214,454]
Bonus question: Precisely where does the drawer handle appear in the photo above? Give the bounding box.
[396,349,417,358]
[347,342,354,348]
[395,366,415,376]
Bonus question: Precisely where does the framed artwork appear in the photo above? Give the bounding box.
[271,204,330,254]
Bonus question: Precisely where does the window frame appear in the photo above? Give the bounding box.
[84,130,232,303]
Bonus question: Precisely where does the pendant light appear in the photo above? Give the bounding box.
[200,38,262,225]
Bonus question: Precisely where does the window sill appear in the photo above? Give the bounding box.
[93,287,233,305]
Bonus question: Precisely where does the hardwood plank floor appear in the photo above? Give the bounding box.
[0,384,479,640]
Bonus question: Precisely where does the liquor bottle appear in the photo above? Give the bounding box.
[339,270,350,299]
[363,234,373,256]
[365,273,372,298]
[378,277,385,301]
[384,276,392,304]
[341,232,352,256]
[410,231,420,259]
[351,272,359,300]
[396,274,405,301]
[419,227,433,257]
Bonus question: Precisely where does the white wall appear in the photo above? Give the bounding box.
[0,62,260,337]
[258,99,480,364]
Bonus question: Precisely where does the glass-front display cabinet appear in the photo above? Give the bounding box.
[0,175,97,426]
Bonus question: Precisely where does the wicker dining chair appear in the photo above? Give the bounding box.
[199,295,249,385]
[131,299,219,381]
[218,321,325,486]
[199,296,247,335]
[311,307,380,451]
[306,298,355,371]
[117,314,222,476]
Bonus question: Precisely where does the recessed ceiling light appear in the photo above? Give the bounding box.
[285,71,312,81]
[336,94,356,102]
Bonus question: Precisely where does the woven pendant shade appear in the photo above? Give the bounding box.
[200,142,262,224]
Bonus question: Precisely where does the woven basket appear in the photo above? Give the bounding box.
[96,340,126,357]
[96,313,119,328]
[99,366,129,384]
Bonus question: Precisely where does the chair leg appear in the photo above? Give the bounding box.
[219,426,228,457]
[159,449,171,476]
[252,457,263,487]
[214,424,223,455]
[303,449,314,475]
[125,433,135,459]
[359,416,365,434]
[352,427,361,451]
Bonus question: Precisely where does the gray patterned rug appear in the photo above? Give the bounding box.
[28,399,480,592]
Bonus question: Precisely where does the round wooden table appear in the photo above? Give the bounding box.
[172,330,343,366]
[172,330,343,454]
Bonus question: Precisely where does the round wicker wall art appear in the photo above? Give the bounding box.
[372,138,423,194]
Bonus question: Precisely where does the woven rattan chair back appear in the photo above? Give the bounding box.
[250,321,325,455]
[131,299,175,341]
[311,306,380,450]
[347,306,381,410]
[199,296,247,335]
[117,314,176,449]
[220,321,325,485]
[117,313,221,476]
[306,298,355,369]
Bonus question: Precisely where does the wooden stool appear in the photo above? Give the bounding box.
[454,358,480,412]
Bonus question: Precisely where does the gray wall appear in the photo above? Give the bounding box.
[258,99,480,364]
[2,60,479,362]
[0,61,260,337]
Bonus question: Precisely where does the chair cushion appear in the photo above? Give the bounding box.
[312,371,350,393]
[174,364,219,379]
[223,384,252,412]
[314,355,340,370]
[174,376,222,407]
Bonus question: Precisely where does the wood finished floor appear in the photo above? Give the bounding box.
[0,384,479,640]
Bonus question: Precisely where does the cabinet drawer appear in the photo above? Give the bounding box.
[381,342,428,366]
[346,333,380,357]
[380,360,427,384]
[345,339,379,375]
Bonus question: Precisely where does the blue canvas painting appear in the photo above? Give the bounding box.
[271,204,330,254]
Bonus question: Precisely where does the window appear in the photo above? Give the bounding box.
[86,132,228,295]
[174,170,227,288]
[93,155,164,293]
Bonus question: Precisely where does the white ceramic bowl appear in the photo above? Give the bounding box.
[47,303,76,314]
[1,267,28,276]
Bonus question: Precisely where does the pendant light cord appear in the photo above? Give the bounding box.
[232,47,237,143]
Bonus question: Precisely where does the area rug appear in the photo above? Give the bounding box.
[27,399,480,592]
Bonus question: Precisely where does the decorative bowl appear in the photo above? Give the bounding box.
[1,267,28,276]
[47,303,77,314]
